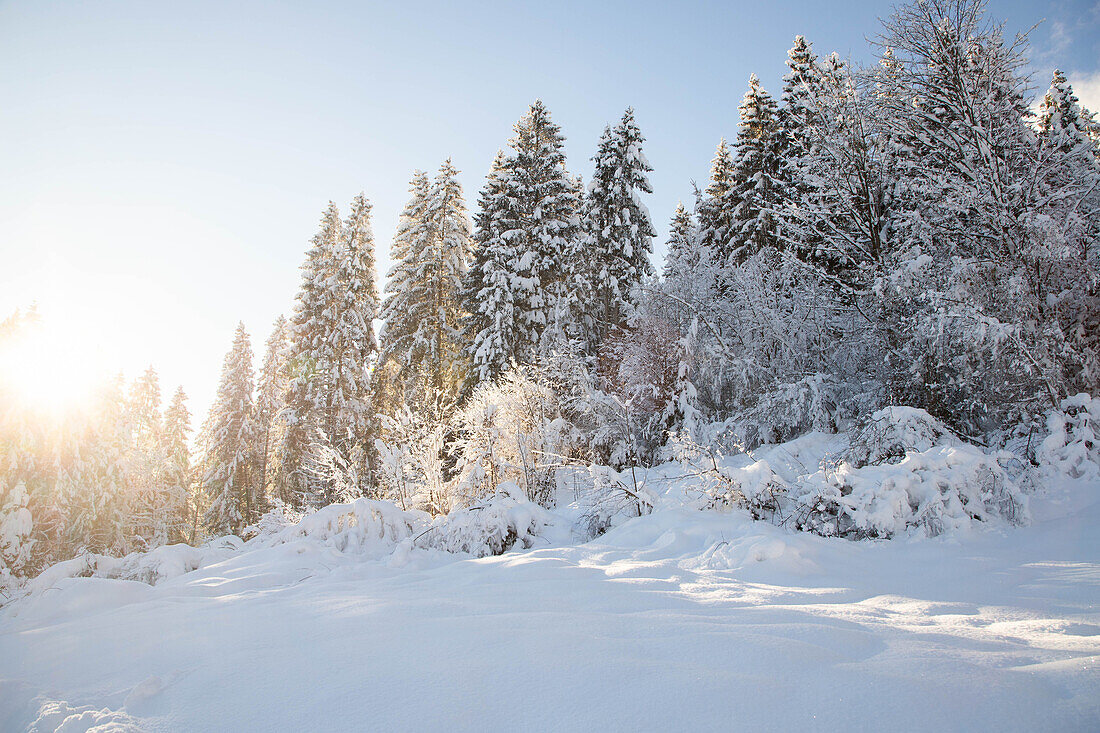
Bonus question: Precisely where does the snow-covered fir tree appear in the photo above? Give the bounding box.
[159,386,191,544]
[464,150,519,388]
[662,202,697,281]
[468,100,581,381]
[252,315,290,505]
[730,74,782,263]
[775,35,826,263]
[380,162,472,424]
[1036,69,1100,395]
[577,107,656,354]
[202,323,258,535]
[127,367,164,546]
[327,193,381,489]
[283,195,381,506]
[694,139,737,269]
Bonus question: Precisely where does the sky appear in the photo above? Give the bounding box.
[2,0,1099,422]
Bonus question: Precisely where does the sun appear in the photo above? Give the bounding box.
[0,312,110,416]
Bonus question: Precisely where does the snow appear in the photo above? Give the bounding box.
[2,438,1099,731]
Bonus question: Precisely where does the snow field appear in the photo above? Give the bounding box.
[1,426,1098,732]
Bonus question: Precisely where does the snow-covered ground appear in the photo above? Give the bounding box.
[2,439,1099,731]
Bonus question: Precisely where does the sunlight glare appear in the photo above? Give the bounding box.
[0,313,111,416]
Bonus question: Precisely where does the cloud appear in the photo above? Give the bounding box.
[1048,20,1071,57]
[1069,70,1100,114]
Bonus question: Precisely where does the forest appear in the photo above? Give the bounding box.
[2,0,1098,582]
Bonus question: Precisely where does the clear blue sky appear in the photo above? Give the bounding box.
[2,0,1098,421]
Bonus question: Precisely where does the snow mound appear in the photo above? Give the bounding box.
[795,443,1028,538]
[1040,393,1099,480]
[673,410,1028,539]
[846,406,959,467]
[420,483,556,557]
[28,697,147,733]
[252,497,425,556]
[17,540,242,598]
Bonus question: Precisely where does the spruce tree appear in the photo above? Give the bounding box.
[730,74,782,263]
[468,101,581,378]
[663,201,698,281]
[202,322,258,535]
[380,163,472,424]
[160,386,191,543]
[695,139,737,268]
[578,107,656,353]
[283,195,381,505]
[328,193,380,489]
[776,36,824,261]
[465,150,518,387]
[127,366,163,546]
[253,315,290,504]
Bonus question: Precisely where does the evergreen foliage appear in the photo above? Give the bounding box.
[578,107,656,353]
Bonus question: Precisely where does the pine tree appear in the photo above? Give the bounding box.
[380,163,472,425]
[253,315,290,505]
[328,193,381,489]
[1037,70,1100,394]
[127,366,163,546]
[464,150,518,387]
[282,204,341,507]
[510,101,582,348]
[284,194,381,506]
[578,107,656,353]
[159,386,191,544]
[468,102,581,382]
[730,74,782,263]
[663,202,698,281]
[775,36,824,261]
[695,139,737,268]
[202,323,258,535]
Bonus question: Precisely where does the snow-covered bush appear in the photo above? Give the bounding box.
[242,499,304,541]
[846,406,960,468]
[672,432,787,521]
[452,362,574,508]
[792,443,1028,538]
[1039,394,1099,480]
[14,538,244,597]
[674,407,1028,540]
[573,464,656,540]
[257,497,426,555]
[0,480,34,584]
[375,407,450,514]
[729,374,848,449]
[419,483,553,557]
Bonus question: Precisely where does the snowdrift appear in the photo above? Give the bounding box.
[2,402,1100,732]
[10,403,1091,603]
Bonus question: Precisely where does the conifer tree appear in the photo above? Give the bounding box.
[159,386,191,543]
[775,36,825,261]
[253,315,290,503]
[203,323,258,535]
[284,195,381,505]
[695,139,737,268]
[282,204,341,505]
[1037,69,1100,394]
[464,150,518,387]
[730,74,782,263]
[328,193,381,489]
[578,107,656,353]
[380,163,472,425]
[663,202,698,281]
[468,100,581,375]
[127,367,164,546]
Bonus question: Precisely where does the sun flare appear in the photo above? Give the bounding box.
[0,314,110,416]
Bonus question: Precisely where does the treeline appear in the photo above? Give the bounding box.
[1,308,195,579]
[3,0,1098,576]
